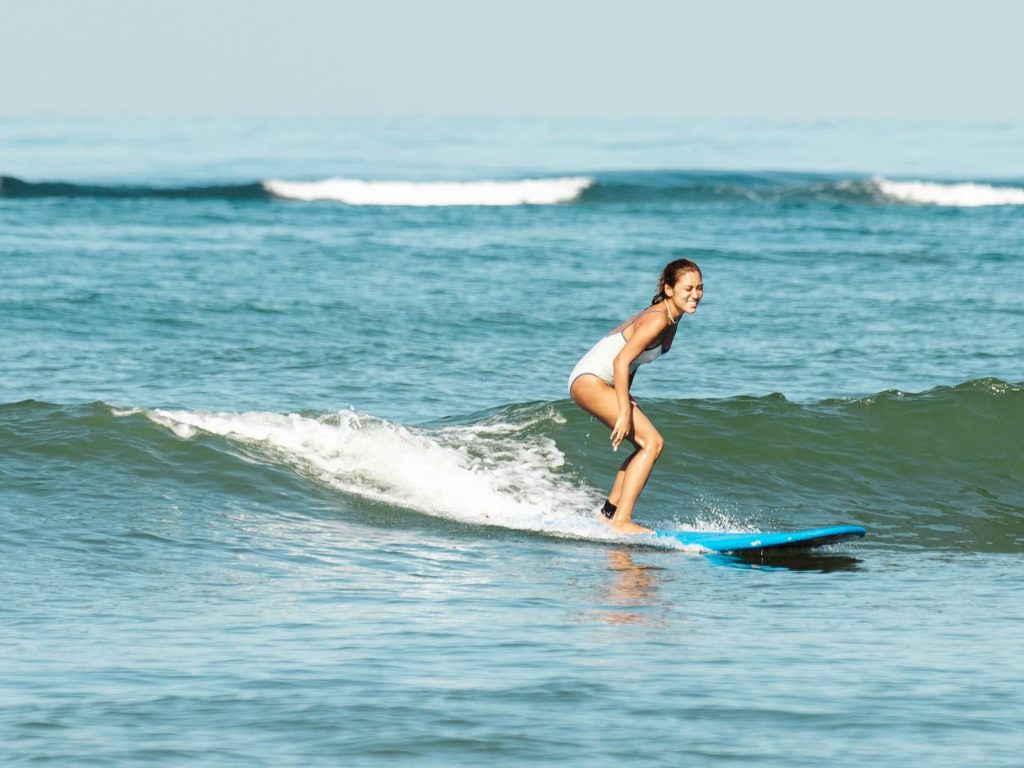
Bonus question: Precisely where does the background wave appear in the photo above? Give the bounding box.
[0,174,592,206]
[264,176,593,205]
[4,378,1021,552]
[0,174,269,200]
[875,178,1024,206]
[581,171,1024,207]
[5,171,1023,207]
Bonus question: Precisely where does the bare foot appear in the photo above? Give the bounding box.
[606,518,653,535]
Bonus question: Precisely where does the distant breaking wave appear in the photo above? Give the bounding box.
[0,174,591,207]
[264,177,593,205]
[3,172,1023,207]
[874,178,1024,207]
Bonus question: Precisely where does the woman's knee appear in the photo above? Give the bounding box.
[639,430,665,458]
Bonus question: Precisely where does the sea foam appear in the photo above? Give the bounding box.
[262,177,593,206]
[145,406,634,542]
[875,178,1024,207]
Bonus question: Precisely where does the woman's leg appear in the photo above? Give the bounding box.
[570,376,665,533]
[607,448,640,507]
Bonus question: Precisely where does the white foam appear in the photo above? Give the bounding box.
[876,178,1024,207]
[110,406,144,417]
[263,177,593,206]
[144,406,637,542]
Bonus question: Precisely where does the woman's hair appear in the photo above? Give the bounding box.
[651,259,702,304]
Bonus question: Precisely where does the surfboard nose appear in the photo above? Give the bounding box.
[654,525,867,553]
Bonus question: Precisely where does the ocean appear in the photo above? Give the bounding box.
[2,117,1022,766]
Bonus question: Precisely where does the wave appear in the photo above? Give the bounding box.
[580,171,1024,207]
[0,175,269,200]
[264,177,593,205]
[874,178,1024,207]
[141,404,615,541]
[2,399,620,546]
[5,171,1023,207]
[0,174,591,207]
[3,378,1022,553]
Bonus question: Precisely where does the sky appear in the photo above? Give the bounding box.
[2,0,1022,119]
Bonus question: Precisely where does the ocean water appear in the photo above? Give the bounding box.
[2,117,1023,766]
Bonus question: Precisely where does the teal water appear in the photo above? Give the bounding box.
[2,118,1023,766]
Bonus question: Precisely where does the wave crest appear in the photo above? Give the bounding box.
[144,406,615,540]
[875,178,1024,207]
[262,177,594,206]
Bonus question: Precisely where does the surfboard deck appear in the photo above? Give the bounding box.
[653,524,866,553]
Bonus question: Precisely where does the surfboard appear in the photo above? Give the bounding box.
[654,524,866,553]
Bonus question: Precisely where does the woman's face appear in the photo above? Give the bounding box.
[667,271,703,315]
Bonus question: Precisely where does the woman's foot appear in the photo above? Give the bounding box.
[606,518,652,535]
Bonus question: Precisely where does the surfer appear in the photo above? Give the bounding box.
[568,259,703,534]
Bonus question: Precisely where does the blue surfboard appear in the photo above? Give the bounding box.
[654,524,866,553]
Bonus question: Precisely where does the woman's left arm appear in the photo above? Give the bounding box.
[609,313,667,449]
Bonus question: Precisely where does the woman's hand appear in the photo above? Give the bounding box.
[611,410,632,451]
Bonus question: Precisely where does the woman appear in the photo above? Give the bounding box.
[568,259,703,534]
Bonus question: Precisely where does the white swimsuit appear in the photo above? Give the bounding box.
[568,331,665,393]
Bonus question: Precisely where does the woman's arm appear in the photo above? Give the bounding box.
[609,313,668,450]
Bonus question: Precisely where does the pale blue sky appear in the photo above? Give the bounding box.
[3,0,1021,118]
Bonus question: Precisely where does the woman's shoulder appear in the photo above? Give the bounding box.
[635,305,670,326]
[612,306,659,333]
[622,306,669,339]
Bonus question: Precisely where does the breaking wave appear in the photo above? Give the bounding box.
[4,378,1021,552]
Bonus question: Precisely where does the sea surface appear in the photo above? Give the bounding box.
[2,117,1022,766]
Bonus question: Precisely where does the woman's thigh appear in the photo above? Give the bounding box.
[570,376,661,449]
